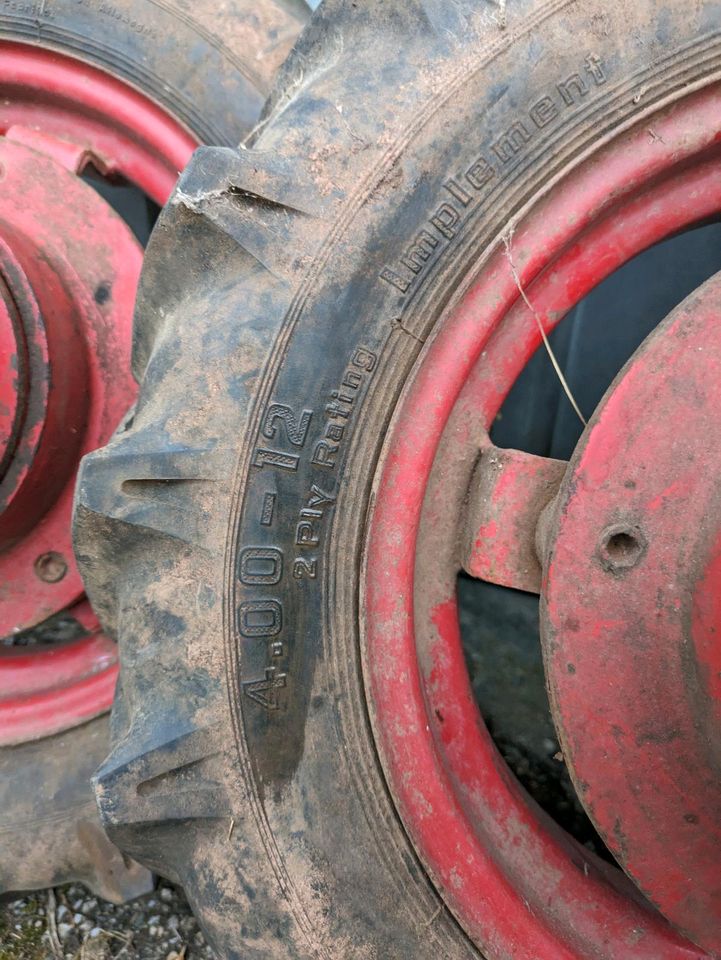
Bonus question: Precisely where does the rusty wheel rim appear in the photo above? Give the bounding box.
[364,84,721,958]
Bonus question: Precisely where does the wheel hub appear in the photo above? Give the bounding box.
[0,128,141,635]
[0,126,142,743]
[542,269,721,953]
[0,228,90,549]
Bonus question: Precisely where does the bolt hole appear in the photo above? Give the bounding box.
[34,551,68,583]
[599,525,646,572]
[94,281,111,305]
[605,531,638,559]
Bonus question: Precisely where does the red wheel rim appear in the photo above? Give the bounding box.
[0,42,195,205]
[0,42,196,744]
[364,84,721,958]
[0,600,118,743]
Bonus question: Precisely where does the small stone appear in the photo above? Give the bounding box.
[160,887,174,904]
[89,927,102,938]
[74,912,84,924]
[57,905,69,921]
[82,898,98,914]
[81,936,112,960]
[58,922,73,941]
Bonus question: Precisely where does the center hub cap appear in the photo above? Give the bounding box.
[541,269,721,954]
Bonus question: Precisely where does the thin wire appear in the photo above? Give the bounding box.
[502,232,587,427]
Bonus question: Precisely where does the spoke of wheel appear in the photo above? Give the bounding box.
[461,445,567,593]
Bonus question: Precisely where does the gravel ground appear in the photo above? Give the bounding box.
[0,881,214,960]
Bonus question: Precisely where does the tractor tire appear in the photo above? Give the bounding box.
[75,0,721,954]
[0,0,307,904]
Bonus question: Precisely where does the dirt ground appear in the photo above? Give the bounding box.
[0,881,214,960]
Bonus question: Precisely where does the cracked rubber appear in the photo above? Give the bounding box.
[0,0,308,905]
[74,0,721,952]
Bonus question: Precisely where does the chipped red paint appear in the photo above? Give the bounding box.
[0,46,196,744]
[542,271,721,954]
[364,84,721,958]
[0,601,118,742]
[693,543,721,710]
[462,446,565,592]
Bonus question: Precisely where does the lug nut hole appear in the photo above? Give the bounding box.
[606,531,638,558]
[599,525,646,572]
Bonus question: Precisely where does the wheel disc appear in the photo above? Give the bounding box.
[542,268,721,950]
[0,43,196,745]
